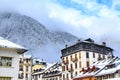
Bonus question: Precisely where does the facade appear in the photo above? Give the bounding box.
[32,62,62,80]
[61,38,113,80]
[0,37,27,80]
[19,54,32,80]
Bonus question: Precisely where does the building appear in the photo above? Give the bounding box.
[43,63,62,80]
[61,38,113,80]
[19,54,32,80]
[32,59,47,73]
[0,37,27,80]
[73,56,120,80]
[73,55,116,80]
[95,57,120,80]
[32,62,62,80]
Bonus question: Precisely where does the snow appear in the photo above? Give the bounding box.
[0,37,27,50]
[74,57,120,79]
[96,57,120,76]
[105,78,120,80]
[96,68,116,76]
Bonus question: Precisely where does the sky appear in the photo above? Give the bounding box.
[0,0,120,57]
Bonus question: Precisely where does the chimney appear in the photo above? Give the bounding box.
[78,39,80,43]
[92,66,97,72]
[102,42,106,46]
[82,68,86,74]
[87,67,91,73]
[65,44,68,48]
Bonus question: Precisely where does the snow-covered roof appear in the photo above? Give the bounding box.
[96,57,120,76]
[0,37,27,53]
[105,78,120,80]
[74,57,118,79]
[32,62,62,75]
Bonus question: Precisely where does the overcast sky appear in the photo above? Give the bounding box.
[0,0,120,57]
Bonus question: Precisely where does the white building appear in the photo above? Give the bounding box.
[61,38,113,80]
[0,37,27,80]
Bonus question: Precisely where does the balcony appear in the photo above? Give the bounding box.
[19,68,23,71]
[72,58,77,62]
[62,60,69,64]
[68,68,73,72]
[19,60,23,64]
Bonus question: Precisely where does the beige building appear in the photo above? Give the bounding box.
[0,37,27,80]
[32,62,62,80]
[61,38,113,80]
[19,54,32,80]
[32,59,47,73]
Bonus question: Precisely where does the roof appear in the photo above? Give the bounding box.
[32,62,62,76]
[74,57,118,79]
[61,38,113,57]
[0,37,27,53]
[105,78,120,80]
[95,57,120,76]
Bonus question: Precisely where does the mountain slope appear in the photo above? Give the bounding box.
[0,12,78,62]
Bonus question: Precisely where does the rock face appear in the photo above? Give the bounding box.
[0,12,78,62]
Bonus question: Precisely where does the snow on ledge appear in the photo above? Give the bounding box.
[0,37,27,50]
[105,78,120,80]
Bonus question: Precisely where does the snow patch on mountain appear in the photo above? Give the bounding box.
[0,12,78,62]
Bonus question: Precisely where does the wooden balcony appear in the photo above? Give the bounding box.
[72,58,78,62]
[68,68,73,72]
[62,60,69,64]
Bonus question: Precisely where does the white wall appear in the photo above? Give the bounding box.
[0,49,19,80]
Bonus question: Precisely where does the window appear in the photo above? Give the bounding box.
[86,61,89,67]
[26,66,28,71]
[75,54,77,59]
[71,72,73,78]
[93,53,95,58]
[18,73,24,79]
[63,74,65,80]
[66,74,69,80]
[71,64,73,69]
[103,55,105,59]
[0,77,11,80]
[70,55,72,61]
[86,52,89,58]
[79,52,81,59]
[75,63,77,69]
[62,66,65,71]
[26,73,28,78]
[66,65,68,70]
[62,57,64,63]
[0,56,12,67]
[75,72,77,76]
[66,57,68,63]
[79,61,81,68]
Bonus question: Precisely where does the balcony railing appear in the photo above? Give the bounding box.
[63,60,69,65]
[72,58,77,62]
[68,68,73,72]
